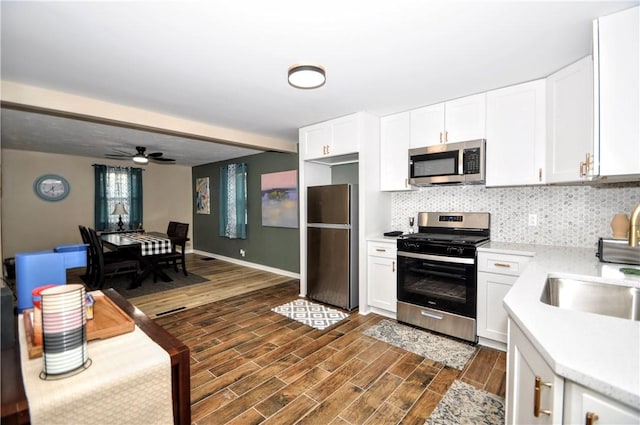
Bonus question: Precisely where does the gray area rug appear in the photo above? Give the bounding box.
[103,269,208,299]
[272,299,349,330]
[362,320,475,370]
[426,380,505,425]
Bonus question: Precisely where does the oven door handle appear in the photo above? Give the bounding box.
[397,251,474,265]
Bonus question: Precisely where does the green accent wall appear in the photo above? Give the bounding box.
[192,151,300,273]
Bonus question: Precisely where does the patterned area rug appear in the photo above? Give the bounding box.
[426,380,504,425]
[271,299,349,330]
[362,320,475,370]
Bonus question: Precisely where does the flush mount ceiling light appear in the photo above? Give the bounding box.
[288,64,326,89]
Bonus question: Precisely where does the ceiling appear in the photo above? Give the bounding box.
[1,0,638,167]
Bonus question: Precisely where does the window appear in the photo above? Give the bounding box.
[94,165,143,231]
[219,163,247,239]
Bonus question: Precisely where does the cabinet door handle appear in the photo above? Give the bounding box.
[534,376,552,417]
[538,168,543,182]
[585,412,599,425]
[392,261,395,272]
[375,248,386,252]
[493,262,511,268]
[439,132,443,143]
[444,131,448,142]
[326,145,330,155]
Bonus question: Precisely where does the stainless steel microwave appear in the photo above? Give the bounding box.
[409,139,486,186]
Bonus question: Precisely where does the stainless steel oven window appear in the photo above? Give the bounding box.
[397,252,477,318]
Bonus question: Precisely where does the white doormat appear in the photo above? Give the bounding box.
[425,380,504,425]
[271,299,349,330]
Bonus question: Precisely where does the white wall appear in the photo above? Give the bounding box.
[1,149,193,258]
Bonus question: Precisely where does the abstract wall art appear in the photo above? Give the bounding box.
[195,177,210,214]
[261,170,298,228]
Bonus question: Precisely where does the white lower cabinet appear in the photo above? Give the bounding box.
[508,319,640,425]
[564,381,640,424]
[367,241,397,314]
[477,251,531,346]
[507,319,564,424]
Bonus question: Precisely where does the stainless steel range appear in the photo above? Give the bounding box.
[396,212,490,343]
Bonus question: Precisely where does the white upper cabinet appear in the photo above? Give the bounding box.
[300,113,360,162]
[486,80,546,187]
[410,93,486,147]
[595,6,640,178]
[445,93,487,143]
[410,103,445,147]
[546,56,594,183]
[380,111,413,191]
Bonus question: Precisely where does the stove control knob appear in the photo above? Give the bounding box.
[447,246,464,255]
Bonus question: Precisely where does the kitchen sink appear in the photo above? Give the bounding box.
[540,277,640,321]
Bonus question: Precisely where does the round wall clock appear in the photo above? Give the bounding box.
[33,174,70,202]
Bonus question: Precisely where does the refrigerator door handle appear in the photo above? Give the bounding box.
[307,223,351,229]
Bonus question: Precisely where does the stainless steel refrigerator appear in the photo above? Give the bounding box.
[306,184,358,310]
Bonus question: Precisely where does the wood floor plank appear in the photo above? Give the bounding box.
[306,357,370,402]
[386,361,442,411]
[260,394,318,425]
[339,372,404,425]
[363,401,407,425]
[350,348,405,390]
[197,377,287,424]
[400,389,442,425]
[255,367,329,418]
[462,346,500,385]
[297,382,364,425]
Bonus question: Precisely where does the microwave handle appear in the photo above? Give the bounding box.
[458,149,464,175]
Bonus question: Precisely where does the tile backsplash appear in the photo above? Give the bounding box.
[391,182,640,248]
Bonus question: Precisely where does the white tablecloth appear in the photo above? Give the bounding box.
[19,315,174,425]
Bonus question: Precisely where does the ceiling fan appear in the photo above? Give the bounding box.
[105,146,176,164]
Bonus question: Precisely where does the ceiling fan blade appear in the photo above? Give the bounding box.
[147,152,164,158]
[110,148,135,156]
[150,157,176,163]
[105,155,132,160]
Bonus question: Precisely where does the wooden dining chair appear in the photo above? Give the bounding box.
[87,228,140,289]
[158,222,189,277]
[78,225,95,286]
[166,221,179,237]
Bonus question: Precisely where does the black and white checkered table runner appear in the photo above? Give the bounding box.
[122,233,172,256]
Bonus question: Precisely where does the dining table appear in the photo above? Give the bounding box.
[100,232,177,287]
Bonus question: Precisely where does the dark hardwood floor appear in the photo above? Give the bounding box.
[152,256,506,425]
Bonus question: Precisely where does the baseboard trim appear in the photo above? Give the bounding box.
[192,250,300,280]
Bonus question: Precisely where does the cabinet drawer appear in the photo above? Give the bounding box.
[367,241,397,259]
[478,252,532,276]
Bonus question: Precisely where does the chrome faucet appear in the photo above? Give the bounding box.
[630,203,640,247]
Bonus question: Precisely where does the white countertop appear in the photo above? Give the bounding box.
[479,242,640,409]
[367,236,401,244]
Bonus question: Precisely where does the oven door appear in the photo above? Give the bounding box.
[397,251,477,318]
